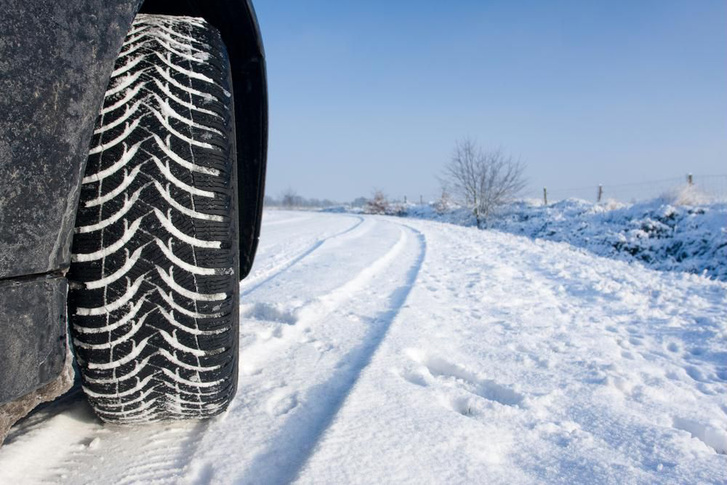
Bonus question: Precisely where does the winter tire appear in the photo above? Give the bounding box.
[68,14,239,423]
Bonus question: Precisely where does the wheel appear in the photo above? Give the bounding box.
[68,14,239,423]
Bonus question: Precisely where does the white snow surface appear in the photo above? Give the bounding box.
[1,211,725,484]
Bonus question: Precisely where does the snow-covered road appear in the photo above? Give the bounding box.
[1,211,725,484]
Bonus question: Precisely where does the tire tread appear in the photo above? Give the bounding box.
[68,14,239,423]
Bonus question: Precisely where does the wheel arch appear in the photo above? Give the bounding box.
[140,0,268,279]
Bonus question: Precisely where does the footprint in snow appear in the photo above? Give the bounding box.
[629,336,644,346]
[684,365,706,382]
[266,389,299,417]
[672,417,727,455]
[404,349,524,408]
[399,368,428,387]
[446,395,480,417]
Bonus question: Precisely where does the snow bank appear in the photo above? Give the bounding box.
[329,195,727,281]
[492,198,727,281]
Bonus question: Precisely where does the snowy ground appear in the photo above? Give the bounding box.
[1,211,725,484]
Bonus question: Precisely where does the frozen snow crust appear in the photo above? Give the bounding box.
[361,196,727,282]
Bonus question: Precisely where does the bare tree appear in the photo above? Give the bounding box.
[281,188,301,208]
[441,138,526,226]
[364,189,389,214]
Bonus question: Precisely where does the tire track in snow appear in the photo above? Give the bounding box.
[112,423,209,485]
[238,224,427,484]
[1,383,212,485]
[236,219,412,378]
[239,215,365,297]
[49,422,210,485]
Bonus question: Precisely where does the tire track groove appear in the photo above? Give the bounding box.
[239,225,427,484]
[240,216,365,297]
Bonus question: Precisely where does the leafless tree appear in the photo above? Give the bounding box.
[364,189,389,215]
[441,138,526,226]
[281,188,301,208]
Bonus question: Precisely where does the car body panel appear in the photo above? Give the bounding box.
[0,276,67,405]
[0,0,144,280]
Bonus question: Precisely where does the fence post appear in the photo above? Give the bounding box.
[543,187,548,206]
[404,196,407,204]
[687,173,693,186]
[597,184,603,203]
[420,195,423,205]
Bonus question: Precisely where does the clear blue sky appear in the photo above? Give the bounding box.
[254,0,726,201]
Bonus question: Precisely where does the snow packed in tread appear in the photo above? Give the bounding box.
[67,14,239,423]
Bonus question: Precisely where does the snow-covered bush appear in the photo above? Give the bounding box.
[362,191,408,216]
[492,198,727,281]
[364,190,390,214]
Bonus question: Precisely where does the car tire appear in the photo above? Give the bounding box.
[68,14,239,423]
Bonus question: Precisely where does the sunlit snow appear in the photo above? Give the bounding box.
[1,211,725,484]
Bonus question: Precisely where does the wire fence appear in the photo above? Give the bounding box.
[390,174,727,206]
[387,194,440,206]
[534,174,727,204]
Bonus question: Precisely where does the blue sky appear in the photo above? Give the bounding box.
[254,1,726,201]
